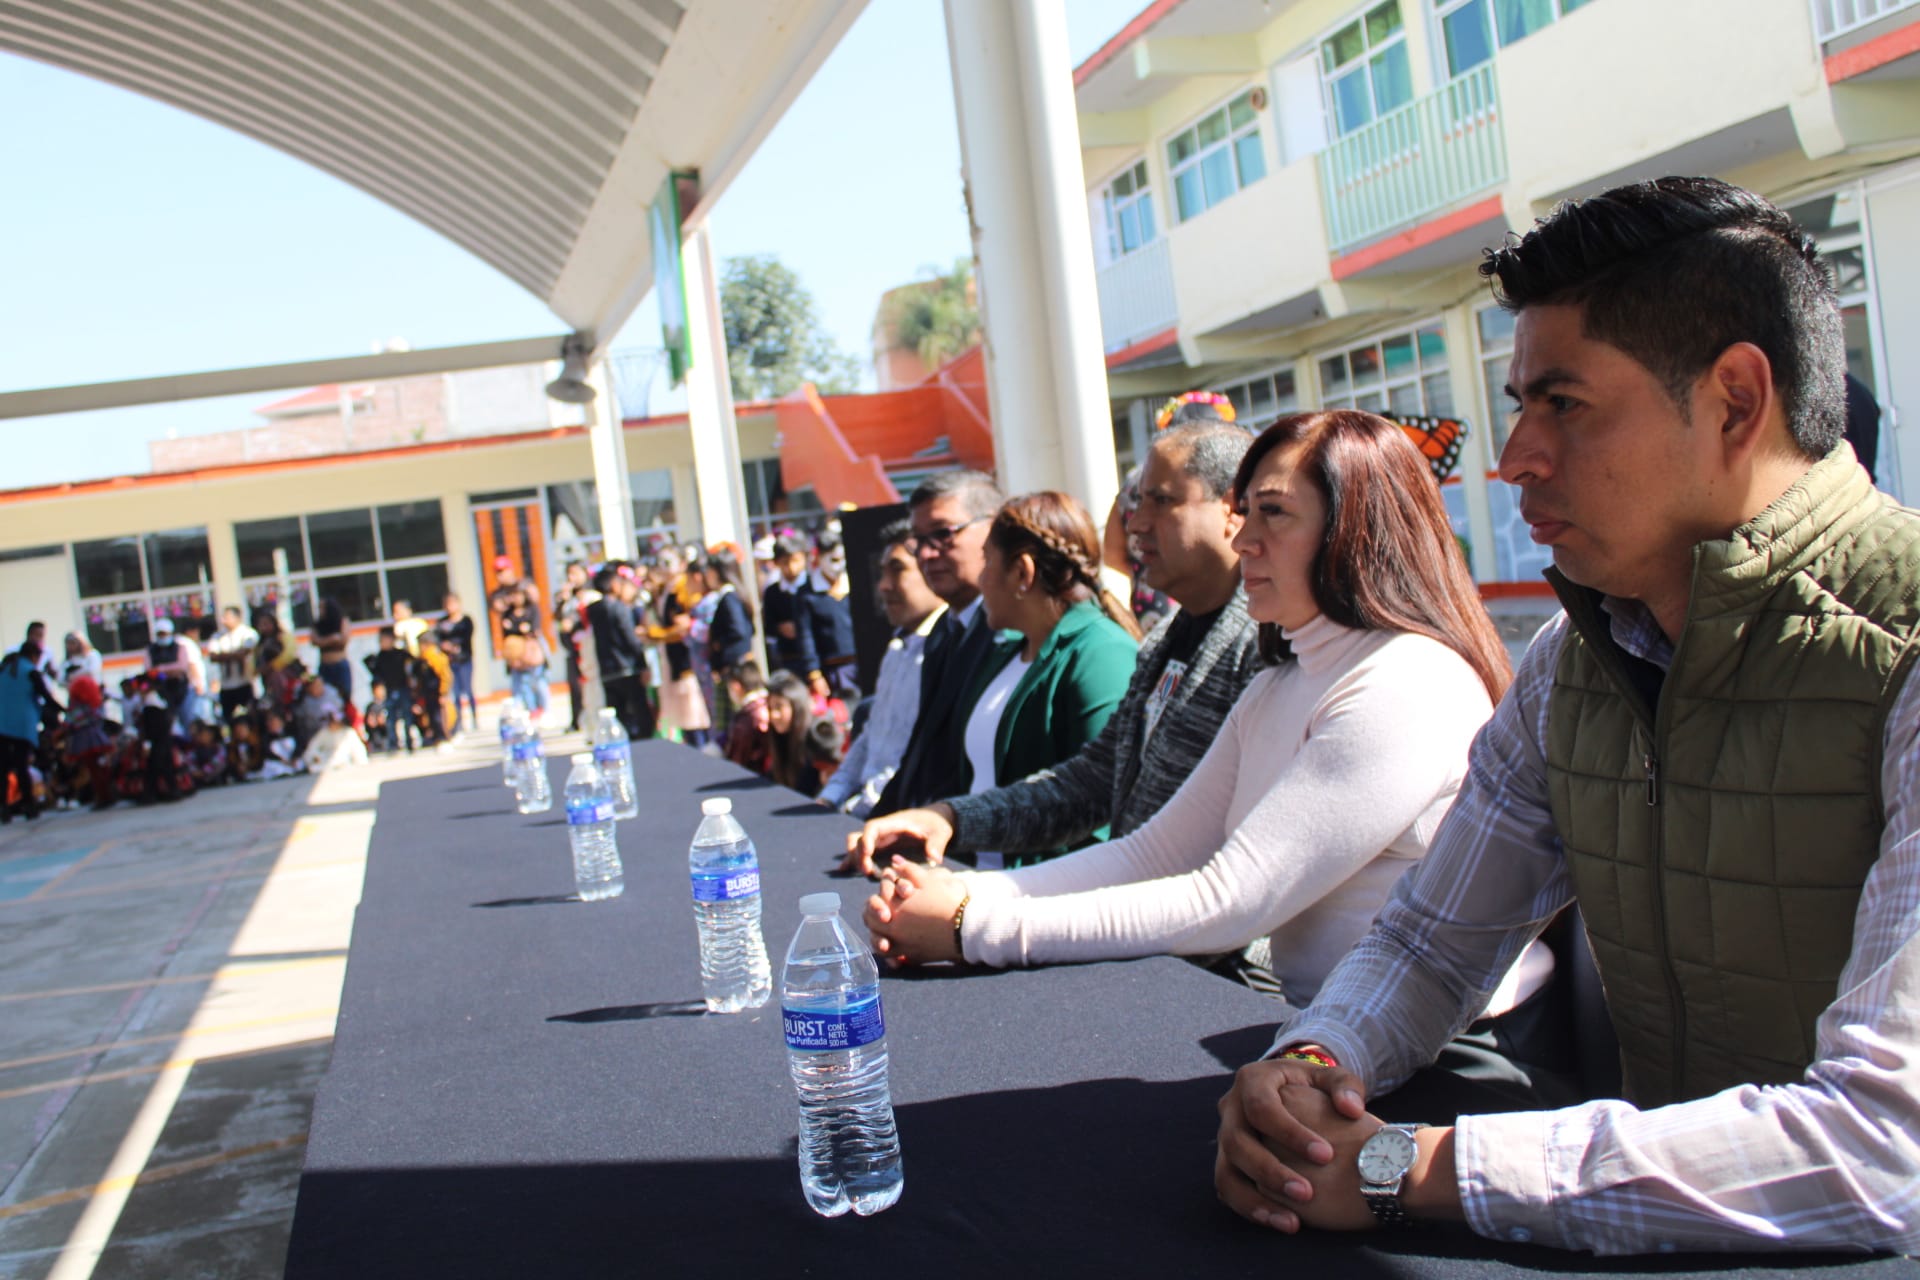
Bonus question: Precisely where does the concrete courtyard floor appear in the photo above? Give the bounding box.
[0,708,579,1280]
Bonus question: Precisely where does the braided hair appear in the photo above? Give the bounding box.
[988,492,1143,641]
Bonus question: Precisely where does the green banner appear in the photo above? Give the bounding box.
[650,172,695,386]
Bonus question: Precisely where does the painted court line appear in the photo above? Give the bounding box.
[0,954,345,1006]
[0,1007,340,1075]
[0,1133,309,1221]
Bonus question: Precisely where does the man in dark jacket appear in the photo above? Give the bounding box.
[870,470,1005,816]
[588,564,655,742]
[849,424,1260,874]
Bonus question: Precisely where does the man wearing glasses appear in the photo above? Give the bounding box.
[870,470,1003,817]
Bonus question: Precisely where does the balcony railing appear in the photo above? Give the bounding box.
[1811,0,1920,39]
[1094,236,1178,353]
[1317,62,1506,256]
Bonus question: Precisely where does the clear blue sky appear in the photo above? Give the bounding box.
[0,1,1144,489]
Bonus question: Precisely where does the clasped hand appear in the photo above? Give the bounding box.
[838,803,956,878]
[1215,1057,1386,1233]
[860,860,966,967]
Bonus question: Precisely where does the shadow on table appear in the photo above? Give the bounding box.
[445,809,515,821]
[446,782,501,793]
[695,776,777,793]
[472,893,581,908]
[546,999,710,1023]
[287,1072,1887,1280]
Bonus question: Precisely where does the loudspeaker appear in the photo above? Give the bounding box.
[836,503,910,698]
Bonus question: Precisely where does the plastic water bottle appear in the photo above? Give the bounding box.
[687,797,771,1012]
[592,708,639,820]
[499,700,527,785]
[563,753,623,901]
[511,730,551,814]
[782,891,903,1217]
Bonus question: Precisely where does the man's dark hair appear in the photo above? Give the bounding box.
[771,534,808,561]
[1480,176,1844,459]
[379,625,397,641]
[25,620,43,637]
[1152,422,1254,499]
[875,517,914,557]
[908,469,1003,521]
[592,565,619,593]
[724,659,766,694]
[222,605,243,620]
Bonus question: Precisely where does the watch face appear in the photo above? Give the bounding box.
[1358,1127,1419,1185]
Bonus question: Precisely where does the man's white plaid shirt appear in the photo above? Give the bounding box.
[1272,599,1920,1255]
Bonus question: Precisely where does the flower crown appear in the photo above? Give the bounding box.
[1154,390,1236,431]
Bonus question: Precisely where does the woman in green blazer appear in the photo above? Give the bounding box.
[955,491,1141,869]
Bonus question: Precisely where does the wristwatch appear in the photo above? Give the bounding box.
[1356,1123,1428,1226]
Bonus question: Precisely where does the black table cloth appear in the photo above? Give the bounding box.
[285,741,1917,1279]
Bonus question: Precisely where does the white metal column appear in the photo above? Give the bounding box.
[586,360,637,562]
[945,0,1118,521]
[681,221,766,664]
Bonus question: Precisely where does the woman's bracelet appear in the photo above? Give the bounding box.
[1277,1046,1339,1070]
[950,891,972,961]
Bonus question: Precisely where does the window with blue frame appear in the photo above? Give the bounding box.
[1102,160,1159,257]
[1434,0,1597,79]
[1320,1,1415,137]
[1165,90,1268,223]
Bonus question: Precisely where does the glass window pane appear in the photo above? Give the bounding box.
[1442,0,1496,77]
[1493,0,1555,44]
[1132,160,1150,188]
[1248,377,1276,414]
[1370,42,1414,115]
[377,501,446,560]
[1416,324,1449,365]
[1112,169,1134,198]
[1175,166,1206,221]
[1168,131,1196,166]
[1234,132,1267,185]
[1332,68,1375,134]
[85,598,148,656]
[384,563,450,618]
[1273,370,1299,411]
[1196,108,1229,149]
[1137,197,1157,245]
[1389,382,1425,415]
[152,590,213,642]
[73,537,145,599]
[1320,354,1350,396]
[1356,390,1387,413]
[306,508,377,569]
[235,516,306,577]
[1119,204,1142,253]
[313,570,383,625]
[143,528,211,590]
[1842,303,1879,393]
[1327,19,1366,68]
[246,579,314,631]
[1423,371,1456,415]
[1226,385,1250,419]
[1476,304,1517,349]
[1229,93,1255,129]
[1350,344,1384,388]
[1382,333,1417,378]
[1366,0,1404,43]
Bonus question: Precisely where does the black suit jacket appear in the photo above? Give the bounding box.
[873,602,997,815]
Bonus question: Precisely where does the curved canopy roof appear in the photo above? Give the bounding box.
[0,0,863,357]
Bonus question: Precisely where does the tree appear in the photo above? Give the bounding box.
[720,254,862,401]
[889,257,980,372]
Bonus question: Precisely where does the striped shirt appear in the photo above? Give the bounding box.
[1272,599,1920,1255]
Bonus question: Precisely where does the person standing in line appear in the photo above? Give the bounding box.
[761,534,821,680]
[365,627,417,753]
[391,599,429,656]
[59,631,104,693]
[0,638,49,823]
[587,564,655,743]
[553,560,591,732]
[206,606,259,725]
[700,548,756,737]
[436,593,478,734]
[311,598,353,711]
[491,560,548,725]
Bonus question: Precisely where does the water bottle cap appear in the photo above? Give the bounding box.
[798,892,840,915]
[701,797,732,816]
[570,752,592,765]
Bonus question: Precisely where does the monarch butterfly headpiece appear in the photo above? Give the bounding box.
[1154,390,1236,431]
[1383,413,1469,485]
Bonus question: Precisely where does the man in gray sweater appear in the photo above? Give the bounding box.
[845,421,1263,895]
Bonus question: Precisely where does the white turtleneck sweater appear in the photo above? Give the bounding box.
[960,616,1500,1007]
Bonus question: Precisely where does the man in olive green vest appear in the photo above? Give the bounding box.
[1213,177,1920,1254]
